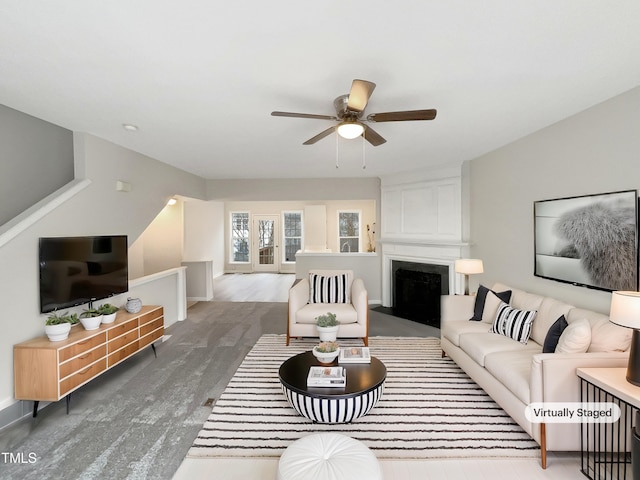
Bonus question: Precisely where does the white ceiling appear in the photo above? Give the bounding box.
[2,1,639,180]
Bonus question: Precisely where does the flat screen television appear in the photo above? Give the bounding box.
[39,235,129,313]
[534,190,638,292]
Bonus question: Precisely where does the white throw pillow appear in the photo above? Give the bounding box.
[555,318,591,354]
[482,290,505,323]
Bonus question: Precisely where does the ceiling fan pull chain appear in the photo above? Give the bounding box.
[362,134,366,169]
[335,133,339,169]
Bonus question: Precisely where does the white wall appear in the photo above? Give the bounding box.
[0,133,206,411]
[469,86,640,313]
[183,199,225,276]
[140,199,184,276]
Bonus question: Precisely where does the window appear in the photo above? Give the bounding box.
[283,211,303,262]
[338,211,360,253]
[231,212,250,262]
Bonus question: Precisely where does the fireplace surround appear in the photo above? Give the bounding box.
[380,239,470,327]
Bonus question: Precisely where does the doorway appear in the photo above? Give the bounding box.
[253,215,280,272]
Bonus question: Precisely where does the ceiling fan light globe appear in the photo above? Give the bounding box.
[337,122,364,139]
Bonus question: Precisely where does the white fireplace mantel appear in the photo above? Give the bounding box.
[380,239,471,306]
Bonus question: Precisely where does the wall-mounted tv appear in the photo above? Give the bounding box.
[534,190,638,292]
[39,235,129,313]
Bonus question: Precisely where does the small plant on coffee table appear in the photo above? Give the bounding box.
[316,341,339,353]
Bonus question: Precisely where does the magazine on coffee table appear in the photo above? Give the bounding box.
[338,347,371,364]
[307,366,346,387]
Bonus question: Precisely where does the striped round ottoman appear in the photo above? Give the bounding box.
[277,433,383,480]
[278,352,386,423]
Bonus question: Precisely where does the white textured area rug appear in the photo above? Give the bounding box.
[188,335,540,460]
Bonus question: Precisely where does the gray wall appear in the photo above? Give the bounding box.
[469,86,640,314]
[0,132,206,412]
[0,104,74,226]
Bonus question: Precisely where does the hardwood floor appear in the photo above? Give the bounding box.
[213,273,295,302]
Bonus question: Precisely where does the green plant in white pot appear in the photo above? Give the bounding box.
[315,312,339,342]
[80,308,103,331]
[45,311,73,341]
[98,303,119,324]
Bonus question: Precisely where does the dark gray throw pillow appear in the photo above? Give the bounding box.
[469,285,512,321]
[542,315,569,353]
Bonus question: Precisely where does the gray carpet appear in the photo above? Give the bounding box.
[0,301,431,479]
[190,334,539,459]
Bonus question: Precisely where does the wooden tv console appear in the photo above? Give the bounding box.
[14,305,164,416]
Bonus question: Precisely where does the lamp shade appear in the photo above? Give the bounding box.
[454,259,484,275]
[609,291,640,329]
[337,122,364,139]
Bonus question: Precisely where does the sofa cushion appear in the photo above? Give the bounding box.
[542,315,569,353]
[485,349,540,404]
[470,285,512,322]
[588,318,632,352]
[556,318,591,354]
[566,307,632,353]
[458,332,541,367]
[442,320,492,347]
[492,283,544,312]
[309,272,350,304]
[530,297,574,345]
[490,302,537,344]
[295,303,358,325]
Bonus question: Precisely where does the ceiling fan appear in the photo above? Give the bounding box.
[271,79,437,147]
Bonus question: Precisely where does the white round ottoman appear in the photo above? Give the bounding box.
[277,433,383,480]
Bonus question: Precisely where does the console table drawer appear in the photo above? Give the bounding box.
[59,333,106,363]
[108,341,139,367]
[139,308,162,326]
[60,359,107,396]
[140,317,163,337]
[139,328,163,349]
[59,345,107,379]
[109,330,138,352]
[107,319,138,340]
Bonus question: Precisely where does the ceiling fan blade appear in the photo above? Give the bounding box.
[367,109,437,122]
[271,111,338,121]
[303,126,335,145]
[347,79,376,112]
[363,125,386,146]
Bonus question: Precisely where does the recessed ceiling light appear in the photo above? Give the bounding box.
[122,124,139,132]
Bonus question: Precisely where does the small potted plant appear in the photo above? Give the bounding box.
[98,303,119,324]
[45,311,73,341]
[80,308,103,331]
[312,341,340,364]
[67,312,80,327]
[315,312,339,342]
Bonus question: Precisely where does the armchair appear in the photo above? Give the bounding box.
[287,269,369,346]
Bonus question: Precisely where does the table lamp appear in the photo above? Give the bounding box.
[609,291,640,386]
[454,259,484,295]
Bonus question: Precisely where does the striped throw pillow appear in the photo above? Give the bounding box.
[309,273,349,304]
[490,302,537,344]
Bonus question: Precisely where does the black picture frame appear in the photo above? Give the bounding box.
[534,190,639,292]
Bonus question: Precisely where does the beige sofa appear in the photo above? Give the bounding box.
[440,282,632,468]
[287,269,369,346]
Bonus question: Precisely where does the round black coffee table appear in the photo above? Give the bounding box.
[279,351,386,423]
